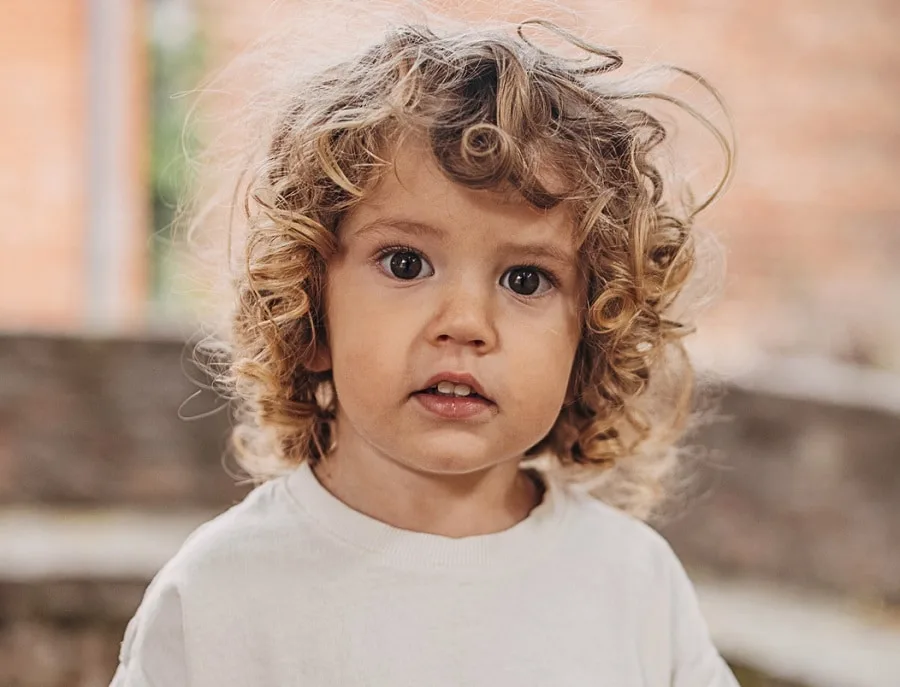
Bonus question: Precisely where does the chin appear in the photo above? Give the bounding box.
[405,456,493,475]
[395,438,517,476]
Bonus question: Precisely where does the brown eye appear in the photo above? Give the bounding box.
[502,267,551,296]
[379,250,434,280]
[390,252,421,279]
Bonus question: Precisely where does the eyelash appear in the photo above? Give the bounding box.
[371,244,560,293]
[372,244,420,266]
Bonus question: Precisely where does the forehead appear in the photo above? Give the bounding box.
[343,140,577,251]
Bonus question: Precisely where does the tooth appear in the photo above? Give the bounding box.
[453,384,472,397]
[436,381,455,395]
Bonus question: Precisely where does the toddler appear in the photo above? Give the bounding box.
[112,17,737,687]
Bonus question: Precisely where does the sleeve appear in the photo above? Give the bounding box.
[666,551,741,687]
[109,575,189,687]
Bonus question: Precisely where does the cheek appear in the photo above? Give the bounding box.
[326,271,414,388]
[507,312,580,410]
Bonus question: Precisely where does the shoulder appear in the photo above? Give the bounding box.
[161,473,316,583]
[114,474,312,673]
[125,471,315,608]
[554,482,686,589]
[562,486,677,558]
[112,477,300,684]
[555,486,740,684]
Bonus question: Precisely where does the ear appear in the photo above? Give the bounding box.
[305,342,332,373]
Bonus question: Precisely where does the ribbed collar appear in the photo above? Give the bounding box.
[284,460,569,572]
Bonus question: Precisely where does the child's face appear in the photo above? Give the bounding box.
[320,141,583,477]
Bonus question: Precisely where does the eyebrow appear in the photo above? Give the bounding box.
[353,218,577,269]
[495,241,576,270]
[352,219,447,241]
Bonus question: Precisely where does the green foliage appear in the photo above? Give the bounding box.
[148,22,205,299]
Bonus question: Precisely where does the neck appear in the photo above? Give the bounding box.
[310,450,543,538]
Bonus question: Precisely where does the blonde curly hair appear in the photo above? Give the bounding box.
[209,19,733,521]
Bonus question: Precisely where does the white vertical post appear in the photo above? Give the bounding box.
[86,0,145,331]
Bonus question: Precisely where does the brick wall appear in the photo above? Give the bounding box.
[3,1,895,363]
[0,4,88,329]
[192,0,900,372]
[0,335,244,508]
[0,0,148,332]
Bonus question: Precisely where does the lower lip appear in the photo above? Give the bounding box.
[412,392,495,420]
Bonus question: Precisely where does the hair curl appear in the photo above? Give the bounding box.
[209,19,733,521]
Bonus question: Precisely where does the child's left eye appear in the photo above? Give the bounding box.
[500,267,554,297]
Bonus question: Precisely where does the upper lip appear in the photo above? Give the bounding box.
[418,372,494,402]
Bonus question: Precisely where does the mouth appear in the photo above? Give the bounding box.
[411,372,496,420]
[412,373,494,403]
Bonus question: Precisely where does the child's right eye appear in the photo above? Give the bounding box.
[377,248,435,280]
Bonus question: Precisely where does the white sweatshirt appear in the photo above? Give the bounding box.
[111,461,740,686]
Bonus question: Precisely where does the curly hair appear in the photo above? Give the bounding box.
[209,19,733,522]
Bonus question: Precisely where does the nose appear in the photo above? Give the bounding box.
[424,277,499,352]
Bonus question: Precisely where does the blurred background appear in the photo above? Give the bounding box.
[0,0,898,685]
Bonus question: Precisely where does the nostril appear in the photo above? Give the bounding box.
[436,334,486,346]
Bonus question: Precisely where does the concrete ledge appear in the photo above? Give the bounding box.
[724,354,900,416]
[0,508,214,580]
[698,576,900,687]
